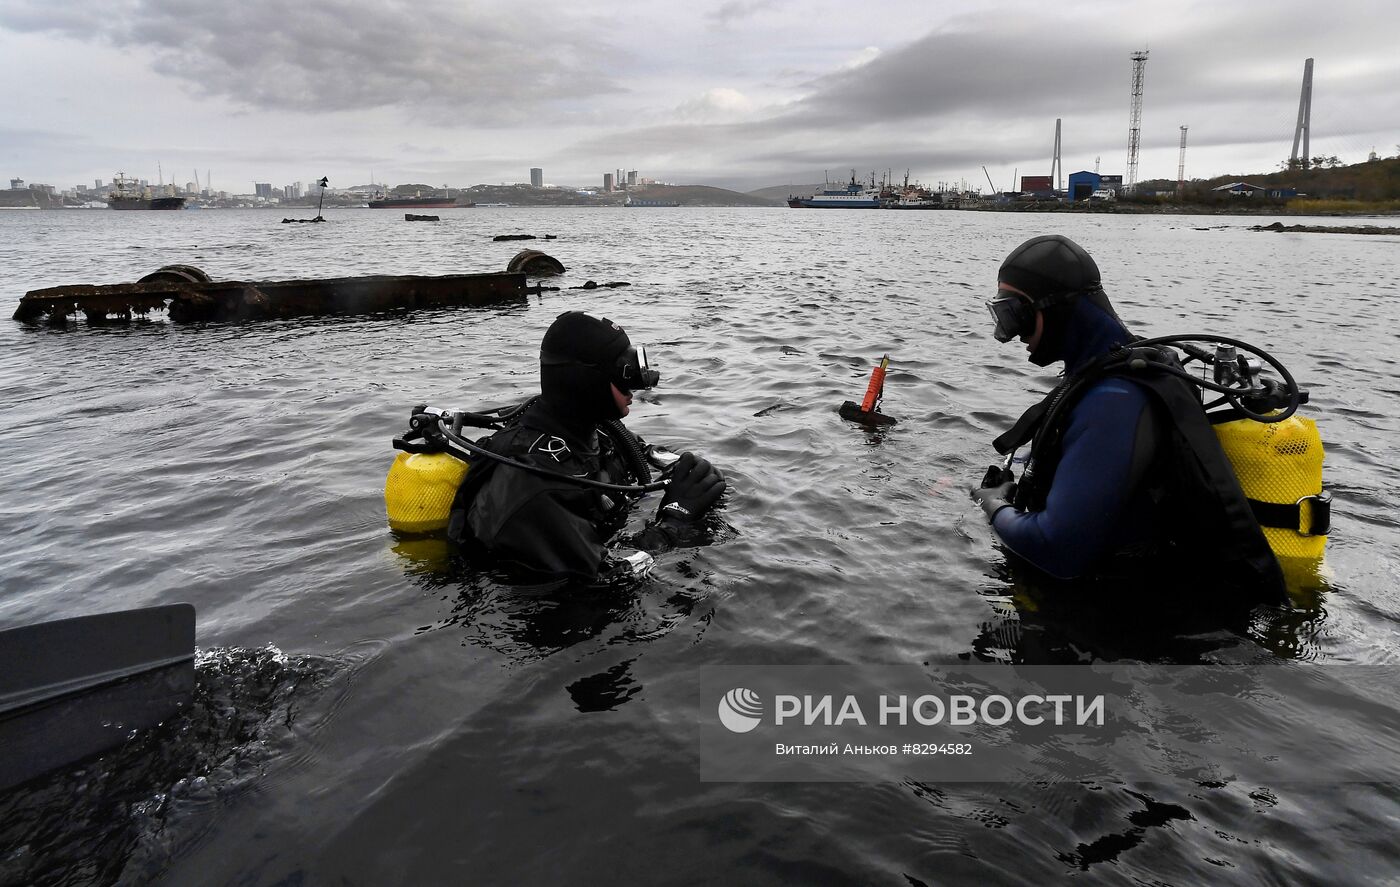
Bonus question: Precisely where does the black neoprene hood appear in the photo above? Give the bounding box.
[997,234,1102,303]
[539,311,633,424]
[996,235,1124,367]
[541,310,630,367]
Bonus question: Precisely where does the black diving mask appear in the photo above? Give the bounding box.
[614,344,659,392]
[988,292,1035,343]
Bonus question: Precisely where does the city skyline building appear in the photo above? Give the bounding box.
[530,167,543,187]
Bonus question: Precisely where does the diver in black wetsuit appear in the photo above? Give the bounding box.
[448,310,726,585]
[971,234,1282,594]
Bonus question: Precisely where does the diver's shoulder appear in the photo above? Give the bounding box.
[1075,374,1152,411]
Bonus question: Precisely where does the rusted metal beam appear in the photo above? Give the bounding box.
[13,271,531,324]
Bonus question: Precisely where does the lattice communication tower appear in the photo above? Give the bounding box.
[1125,50,1149,194]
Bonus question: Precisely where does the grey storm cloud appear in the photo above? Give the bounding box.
[0,0,624,117]
[569,1,1400,182]
[787,9,1398,129]
[0,126,89,148]
[707,0,782,26]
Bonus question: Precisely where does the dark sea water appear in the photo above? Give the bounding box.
[0,207,1398,885]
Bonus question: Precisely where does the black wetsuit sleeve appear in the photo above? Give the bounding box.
[628,519,690,553]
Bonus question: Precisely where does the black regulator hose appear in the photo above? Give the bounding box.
[604,418,652,485]
[426,415,670,494]
[440,396,538,431]
[1124,333,1302,423]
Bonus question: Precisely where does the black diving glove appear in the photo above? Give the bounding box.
[971,480,1015,522]
[658,452,726,525]
[981,463,1013,489]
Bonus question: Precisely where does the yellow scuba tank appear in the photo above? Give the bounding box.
[1213,413,1328,561]
[384,452,469,533]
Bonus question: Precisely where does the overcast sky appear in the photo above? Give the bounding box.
[1,0,1394,193]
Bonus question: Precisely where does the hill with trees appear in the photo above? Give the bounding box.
[1138,155,1400,211]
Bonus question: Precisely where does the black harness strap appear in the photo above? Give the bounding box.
[995,346,1143,456]
[445,438,501,545]
[1249,492,1332,536]
[994,396,1055,454]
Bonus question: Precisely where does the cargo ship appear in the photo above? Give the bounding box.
[367,190,466,209]
[107,173,186,210]
[787,171,890,209]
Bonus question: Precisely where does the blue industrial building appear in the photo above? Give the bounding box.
[1067,171,1124,200]
[1067,171,1100,201]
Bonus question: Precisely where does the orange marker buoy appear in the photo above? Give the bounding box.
[840,354,897,426]
[861,354,889,412]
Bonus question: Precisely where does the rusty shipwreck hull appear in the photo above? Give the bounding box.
[13,271,532,324]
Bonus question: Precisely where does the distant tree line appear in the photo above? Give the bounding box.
[1282,156,1345,170]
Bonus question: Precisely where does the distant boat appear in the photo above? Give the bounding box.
[107,173,185,211]
[625,197,680,207]
[787,171,890,209]
[885,192,952,209]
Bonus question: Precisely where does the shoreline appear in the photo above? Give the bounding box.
[11,201,1400,217]
[962,202,1400,218]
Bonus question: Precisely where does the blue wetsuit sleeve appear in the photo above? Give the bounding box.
[990,380,1152,579]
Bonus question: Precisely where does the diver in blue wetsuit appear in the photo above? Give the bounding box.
[972,234,1292,597]
[971,234,1161,580]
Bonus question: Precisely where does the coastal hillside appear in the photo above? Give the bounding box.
[747,184,823,202]
[630,184,780,206]
[453,182,780,207]
[0,188,64,209]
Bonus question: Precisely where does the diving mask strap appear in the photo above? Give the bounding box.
[1027,285,1105,313]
